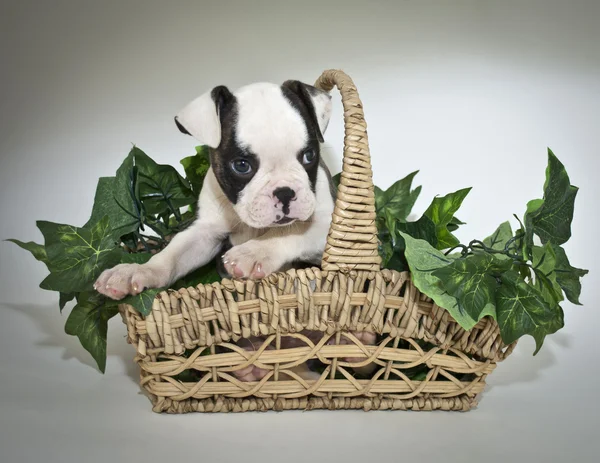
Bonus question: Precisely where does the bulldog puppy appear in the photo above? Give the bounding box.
[95,80,375,380]
[96,80,334,296]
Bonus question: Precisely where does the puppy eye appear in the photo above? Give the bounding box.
[230,158,253,175]
[302,149,316,165]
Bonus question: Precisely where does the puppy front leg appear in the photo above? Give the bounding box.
[95,218,227,300]
[95,170,232,300]
[222,219,329,279]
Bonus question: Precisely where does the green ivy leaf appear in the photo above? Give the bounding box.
[523,198,544,257]
[142,215,173,239]
[37,216,123,293]
[180,145,211,197]
[524,149,579,252]
[399,232,477,330]
[483,221,513,252]
[65,292,119,372]
[59,292,76,312]
[378,229,409,272]
[378,235,395,268]
[433,253,511,322]
[382,214,438,271]
[375,171,421,224]
[114,151,144,232]
[383,212,398,242]
[121,253,152,264]
[402,234,567,351]
[331,172,341,191]
[6,239,48,265]
[424,188,472,250]
[550,243,588,305]
[385,250,409,273]
[532,243,564,306]
[114,147,195,226]
[120,233,138,253]
[157,208,197,237]
[136,151,194,216]
[172,369,202,382]
[397,215,438,248]
[172,263,221,289]
[85,177,139,240]
[496,271,564,354]
[121,288,161,317]
[447,216,465,232]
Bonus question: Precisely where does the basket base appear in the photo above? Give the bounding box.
[149,394,478,413]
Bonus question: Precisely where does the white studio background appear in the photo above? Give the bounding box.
[1,1,599,462]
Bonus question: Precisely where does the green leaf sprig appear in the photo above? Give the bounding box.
[394,149,587,353]
[8,146,218,371]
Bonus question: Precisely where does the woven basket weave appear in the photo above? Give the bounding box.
[119,69,516,413]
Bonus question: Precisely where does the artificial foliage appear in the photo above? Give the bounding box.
[9,147,587,371]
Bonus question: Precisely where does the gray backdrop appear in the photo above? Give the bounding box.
[1,1,598,462]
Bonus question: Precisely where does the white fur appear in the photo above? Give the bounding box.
[175,92,221,148]
[311,91,332,135]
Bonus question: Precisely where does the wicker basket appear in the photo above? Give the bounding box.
[119,69,516,413]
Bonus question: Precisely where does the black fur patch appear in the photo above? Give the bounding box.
[208,87,260,204]
[281,80,326,192]
[282,81,326,143]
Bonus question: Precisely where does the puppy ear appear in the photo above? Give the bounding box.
[282,80,332,143]
[174,86,234,148]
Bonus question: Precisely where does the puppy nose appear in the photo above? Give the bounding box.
[273,187,296,204]
[273,187,296,214]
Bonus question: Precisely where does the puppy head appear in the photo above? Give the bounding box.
[175,80,332,228]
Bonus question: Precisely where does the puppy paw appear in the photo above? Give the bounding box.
[232,364,271,382]
[331,331,377,375]
[94,264,158,300]
[222,241,281,279]
[342,331,377,363]
[232,337,272,382]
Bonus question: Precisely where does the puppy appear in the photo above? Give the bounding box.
[95,80,375,381]
[95,80,335,298]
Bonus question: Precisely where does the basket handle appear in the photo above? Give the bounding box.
[315,70,381,271]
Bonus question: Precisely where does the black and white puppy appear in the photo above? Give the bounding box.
[95,80,335,300]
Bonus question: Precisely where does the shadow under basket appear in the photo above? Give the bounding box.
[118,70,515,413]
